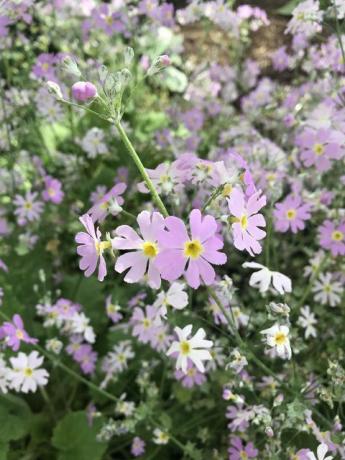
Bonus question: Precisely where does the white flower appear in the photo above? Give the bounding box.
[260,324,292,360]
[154,282,188,319]
[80,127,107,159]
[307,443,333,460]
[0,354,10,393]
[8,351,49,393]
[167,325,213,373]
[332,0,345,19]
[312,273,343,307]
[297,306,317,339]
[153,428,169,445]
[243,262,292,295]
[46,338,63,354]
[67,312,95,343]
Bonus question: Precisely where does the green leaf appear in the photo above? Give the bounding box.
[0,395,31,442]
[52,411,107,460]
[277,0,300,15]
[0,442,9,460]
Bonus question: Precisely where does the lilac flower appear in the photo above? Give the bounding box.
[286,0,323,38]
[174,361,206,388]
[94,4,128,36]
[75,214,109,282]
[273,195,312,233]
[181,108,204,132]
[150,324,172,352]
[296,128,343,172]
[226,404,254,432]
[32,53,57,81]
[130,306,160,344]
[112,211,165,289]
[42,176,64,204]
[74,344,97,375]
[105,295,123,323]
[156,209,227,289]
[14,191,44,226]
[131,437,145,457]
[0,314,38,351]
[0,16,13,37]
[0,259,8,272]
[227,188,266,256]
[318,220,345,256]
[228,436,258,460]
[88,183,126,222]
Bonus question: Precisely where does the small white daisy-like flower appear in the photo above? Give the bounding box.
[307,443,333,460]
[243,262,292,295]
[154,282,188,319]
[260,323,292,360]
[297,305,317,339]
[153,428,169,445]
[167,325,213,373]
[312,272,343,307]
[8,351,49,393]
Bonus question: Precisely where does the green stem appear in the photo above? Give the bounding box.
[334,4,345,66]
[114,121,169,217]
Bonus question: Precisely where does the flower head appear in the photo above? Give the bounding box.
[0,314,38,351]
[318,220,345,257]
[42,176,64,204]
[167,325,213,373]
[260,323,292,360]
[8,351,49,393]
[72,81,97,101]
[274,195,311,233]
[243,262,292,295]
[228,436,258,460]
[156,209,227,289]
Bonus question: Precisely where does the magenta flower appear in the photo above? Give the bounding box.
[130,306,160,344]
[75,214,108,282]
[318,219,345,256]
[155,209,227,289]
[74,344,97,375]
[296,128,343,172]
[228,436,258,460]
[131,437,145,457]
[0,314,38,351]
[227,188,266,256]
[42,176,64,204]
[71,81,98,102]
[88,183,126,223]
[14,191,44,226]
[273,195,312,233]
[112,211,165,289]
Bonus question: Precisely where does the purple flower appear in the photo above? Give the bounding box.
[226,404,254,433]
[175,361,206,388]
[42,176,64,204]
[14,191,44,226]
[0,314,38,351]
[88,183,126,222]
[318,220,345,256]
[71,81,98,102]
[296,128,343,172]
[74,344,97,375]
[130,305,160,344]
[75,214,109,282]
[181,108,204,132]
[131,436,145,457]
[155,209,227,289]
[112,211,165,289]
[105,295,123,323]
[228,436,258,460]
[32,53,57,81]
[227,188,266,256]
[273,195,312,233]
[0,16,13,37]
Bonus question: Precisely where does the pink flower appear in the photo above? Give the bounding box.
[88,183,126,222]
[0,314,38,351]
[131,437,145,457]
[228,436,258,460]
[75,214,108,282]
[130,306,160,344]
[318,220,345,256]
[296,128,343,172]
[174,361,206,388]
[74,344,97,375]
[227,188,266,256]
[14,191,44,226]
[273,195,311,233]
[71,81,97,101]
[105,295,123,323]
[112,211,165,289]
[42,176,64,204]
[155,209,227,289]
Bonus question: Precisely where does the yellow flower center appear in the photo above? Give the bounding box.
[142,241,158,258]
[184,239,203,259]
[160,174,170,184]
[323,284,331,293]
[100,201,108,210]
[24,201,33,210]
[331,230,343,241]
[187,367,196,377]
[16,329,24,340]
[24,367,33,377]
[286,209,296,220]
[95,240,111,255]
[42,63,49,71]
[313,143,324,156]
[142,318,151,328]
[180,341,191,355]
[274,331,287,346]
[240,452,248,460]
[240,215,248,229]
[48,187,55,196]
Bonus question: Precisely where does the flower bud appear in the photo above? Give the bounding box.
[71,81,97,102]
[265,426,274,437]
[46,81,63,100]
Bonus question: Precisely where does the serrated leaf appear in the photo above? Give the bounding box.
[52,411,107,460]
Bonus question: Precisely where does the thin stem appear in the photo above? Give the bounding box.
[334,4,345,66]
[114,121,169,217]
